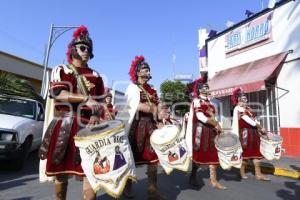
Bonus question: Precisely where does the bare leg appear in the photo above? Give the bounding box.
[147,165,166,200]
[55,175,68,200]
[209,165,227,190]
[189,162,200,186]
[253,159,270,181]
[240,160,248,179]
[83,177,96,200]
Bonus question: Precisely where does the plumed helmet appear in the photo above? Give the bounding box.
[67,25,94,63]
[193,77,208,97]
[231,88,246,106]
[105,92,112,98]
[129,55,150,83]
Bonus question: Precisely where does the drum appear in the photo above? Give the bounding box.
[150,124,191,174]
[260,132,283,161]
[215,133,243,170]
[74,120,136,198]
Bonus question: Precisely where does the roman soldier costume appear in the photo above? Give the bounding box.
[186,78,227,190]
[39,26,104,200]
[231,88,270,181]
[102,92,117,120]
[123,55,166,200]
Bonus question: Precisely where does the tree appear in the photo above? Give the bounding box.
[160,80,190,116]
[0,71,44,103]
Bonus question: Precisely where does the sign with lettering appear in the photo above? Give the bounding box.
[74,121,136,198]
[225,12,273,55]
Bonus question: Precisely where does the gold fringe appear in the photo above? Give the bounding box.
[93,175,137,199]
[46,171,85,176]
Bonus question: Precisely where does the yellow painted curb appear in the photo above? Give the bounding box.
[273,167,300,179]
[246,164,300,179]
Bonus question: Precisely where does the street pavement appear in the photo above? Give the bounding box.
[0,151,299,200]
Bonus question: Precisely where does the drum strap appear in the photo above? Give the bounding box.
[104,104,114,120]
[137,84,152,105]
[66,64,89,96]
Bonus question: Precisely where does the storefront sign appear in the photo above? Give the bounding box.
[225,12,273,55]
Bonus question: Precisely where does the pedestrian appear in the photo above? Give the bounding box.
[39,25,105,200]
[231,88,270,181]
[186,78,227,190]
[102,91,117,120]
[123,55,166,200]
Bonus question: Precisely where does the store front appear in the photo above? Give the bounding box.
[203,0,300,156]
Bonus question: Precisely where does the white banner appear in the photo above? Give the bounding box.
[74,122,136,198]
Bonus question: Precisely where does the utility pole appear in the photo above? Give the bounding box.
[172,53,176,80]
[41,24,79,99]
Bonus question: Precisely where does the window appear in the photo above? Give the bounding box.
[247,87,279,134]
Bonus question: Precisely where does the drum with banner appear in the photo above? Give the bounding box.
[260,132,283,161]
[150,124,191,174]
[74,120,136,198]
[215,133,243,170]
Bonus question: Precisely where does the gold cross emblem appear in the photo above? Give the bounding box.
[82,76,95,91]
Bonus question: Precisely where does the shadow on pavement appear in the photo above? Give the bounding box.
[276,181,300,200]
[0,150,39,188]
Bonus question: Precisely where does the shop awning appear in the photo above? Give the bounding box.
[208,52,288,97]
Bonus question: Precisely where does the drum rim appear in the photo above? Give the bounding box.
[74,121,125,141]
[214,133,241,151]
[260,134,283,142]
[215,144,241,151]
[150,125,181,146]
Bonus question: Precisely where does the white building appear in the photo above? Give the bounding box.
[201,0,300,157]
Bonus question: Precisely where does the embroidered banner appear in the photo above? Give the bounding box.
[74,121,136,198]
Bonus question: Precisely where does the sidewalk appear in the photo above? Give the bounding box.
[246,156,300,179]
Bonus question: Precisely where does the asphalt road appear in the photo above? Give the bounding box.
[0,151,299,200]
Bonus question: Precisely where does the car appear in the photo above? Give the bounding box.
[0,95,44,170]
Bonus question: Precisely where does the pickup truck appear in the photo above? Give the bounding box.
[0,95,44,170]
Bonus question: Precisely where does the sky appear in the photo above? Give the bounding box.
[0,0,270,93]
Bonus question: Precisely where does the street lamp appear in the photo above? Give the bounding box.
[41,24,79,99]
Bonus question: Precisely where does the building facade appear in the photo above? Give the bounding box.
[0,51,50,93]
[202,0,300,157]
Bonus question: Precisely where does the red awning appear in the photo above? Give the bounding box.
[208,52,288,97]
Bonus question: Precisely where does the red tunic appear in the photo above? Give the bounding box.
[45,65,104,177]
[192,98,219,164]
[128,83,159,165]
[102,103,116,120]
[238,107,263,160]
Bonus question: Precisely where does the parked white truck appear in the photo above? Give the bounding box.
[0,95,44,170]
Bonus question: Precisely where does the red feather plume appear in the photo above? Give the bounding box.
[193,77,206,97]
[67,25,89,64]
[129,55,145,83]
[73,25,89,38]
[231,88,242,106]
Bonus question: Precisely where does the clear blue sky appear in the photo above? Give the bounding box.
[0,0,268,92]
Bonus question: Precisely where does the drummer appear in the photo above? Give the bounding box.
[186,78,227,190]
[231,88,270,181]
[158,103,175,125]
[39,26,104,200]
[102,90,117,120]
[123,56,166,200]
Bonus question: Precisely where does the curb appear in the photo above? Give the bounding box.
[246,164,300,179]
